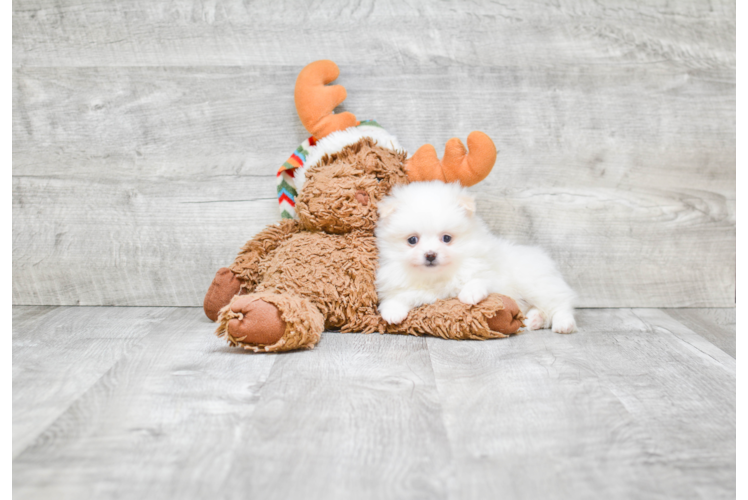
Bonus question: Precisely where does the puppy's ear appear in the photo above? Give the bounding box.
[378,198,398,220]
[457,194,476,217]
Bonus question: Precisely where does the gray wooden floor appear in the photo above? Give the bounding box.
[12,306,735,500]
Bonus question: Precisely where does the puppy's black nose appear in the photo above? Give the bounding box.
[425,252,437,263]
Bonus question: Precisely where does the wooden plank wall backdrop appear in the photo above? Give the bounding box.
[12,0,735,308]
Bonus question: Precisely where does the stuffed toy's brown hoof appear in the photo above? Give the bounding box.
[216,292,325,352]
[487,294,525,334]
[226,297,287,346]
[204,267,242,321]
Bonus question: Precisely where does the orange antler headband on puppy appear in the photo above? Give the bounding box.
[406,131,497,187]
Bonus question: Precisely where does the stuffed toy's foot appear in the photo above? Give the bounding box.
[486,294,525,334]
[215,292,324,353]
[204,267,243,321]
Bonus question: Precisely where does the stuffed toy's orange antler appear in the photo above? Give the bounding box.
[407,131,497,187]
[294,60,359,139]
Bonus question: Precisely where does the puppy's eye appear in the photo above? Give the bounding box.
[375,176,383,183]
[407,236,419,245]
[442,234,452,243]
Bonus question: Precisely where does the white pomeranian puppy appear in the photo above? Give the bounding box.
[375,181,577,333]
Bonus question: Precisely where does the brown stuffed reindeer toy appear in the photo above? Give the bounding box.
[204,60,524,352]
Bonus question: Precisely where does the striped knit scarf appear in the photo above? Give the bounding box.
[276,136,316,219]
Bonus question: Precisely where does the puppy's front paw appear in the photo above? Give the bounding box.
[458,282,489,305]
[524,308,547,330]
[379,301,411,325]
[552,311,577,334]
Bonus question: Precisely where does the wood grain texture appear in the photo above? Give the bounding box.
[662,307,736,358]
[12,306,171,457]
[219,332,451,499]
[13,0,735,68]
[13,174,278,306]
[13,307,450,500]
[13,306,278,499]
[12,306,736,499]
[12,1,735,307]
[427,308,735,500]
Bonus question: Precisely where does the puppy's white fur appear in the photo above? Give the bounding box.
[375,181,577,334]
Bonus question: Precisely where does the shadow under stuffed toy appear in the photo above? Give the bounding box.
[204,60,524,352]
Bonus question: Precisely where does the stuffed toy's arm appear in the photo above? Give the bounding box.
[204,219,301,321]
[392,294,523,339]
[229,219,301,289]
